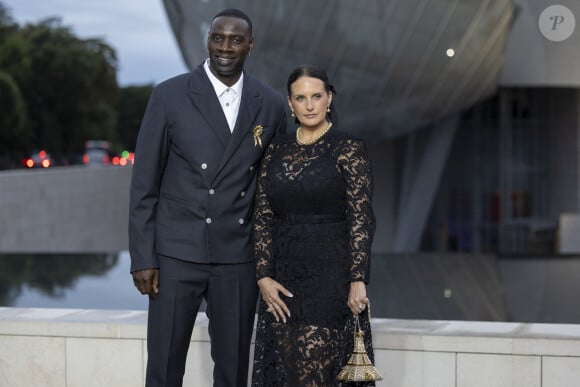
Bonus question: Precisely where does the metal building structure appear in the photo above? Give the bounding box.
[161,0,580,256]
[163,0,514,138]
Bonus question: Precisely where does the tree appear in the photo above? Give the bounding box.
[0,70,27,140]
[20,18,120,156]
[0,2,152,165]
[0,5,32,167]
[117,84,153,151]
[0,70,30,168]
[0,2,15,31]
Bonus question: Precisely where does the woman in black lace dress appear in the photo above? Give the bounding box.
[252,66,376,386]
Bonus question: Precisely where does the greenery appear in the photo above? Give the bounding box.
[117,85,155,151]
[0,2,153,168]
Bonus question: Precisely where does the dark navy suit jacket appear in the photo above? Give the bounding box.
[129,63,287,272]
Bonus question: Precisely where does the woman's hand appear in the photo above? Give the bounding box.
[348,281,369,315]
[257,277,293,323]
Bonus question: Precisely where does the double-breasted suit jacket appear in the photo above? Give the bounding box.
[129,63,287,272]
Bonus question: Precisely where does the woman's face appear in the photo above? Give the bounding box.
[288,76,332,130]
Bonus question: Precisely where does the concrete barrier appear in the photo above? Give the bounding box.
[1,307,580,387]
[0,166,131,253]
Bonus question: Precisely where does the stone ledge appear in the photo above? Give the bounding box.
[3,307,580,357]
[372,318,580,356]
[4,308,580,387]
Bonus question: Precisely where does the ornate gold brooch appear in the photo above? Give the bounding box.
[252,125,263,147]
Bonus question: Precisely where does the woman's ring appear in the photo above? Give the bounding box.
[358,304,364,310]
[266,307,274,313]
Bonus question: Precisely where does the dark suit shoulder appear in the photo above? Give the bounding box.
[153,72,192,93]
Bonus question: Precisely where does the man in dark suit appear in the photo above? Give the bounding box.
[128,8,286,387]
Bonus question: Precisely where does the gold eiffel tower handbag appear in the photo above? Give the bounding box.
[337,303,383,382]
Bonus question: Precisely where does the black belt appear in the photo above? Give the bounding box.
[280,213,346,224]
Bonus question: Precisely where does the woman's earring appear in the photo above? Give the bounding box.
[327,106,331,113]
[291,110,295,117]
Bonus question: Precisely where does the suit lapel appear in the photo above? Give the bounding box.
[188,64,231,148]
[212,74,262,183]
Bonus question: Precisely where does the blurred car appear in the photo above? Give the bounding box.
[83,140,110,166]
[23,150,52,168]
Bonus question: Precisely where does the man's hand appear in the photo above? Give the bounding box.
[132,268,160,299]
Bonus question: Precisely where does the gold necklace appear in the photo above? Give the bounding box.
[296,122,333,145]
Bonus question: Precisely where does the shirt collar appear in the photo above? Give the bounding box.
[204,59,244,97]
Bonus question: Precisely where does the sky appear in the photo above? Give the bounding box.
[2,0,189,86]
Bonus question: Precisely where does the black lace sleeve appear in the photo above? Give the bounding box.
[254,143,276,280]
[338,138,375,283]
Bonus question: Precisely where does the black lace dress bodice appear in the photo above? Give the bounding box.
[252,129,376,387]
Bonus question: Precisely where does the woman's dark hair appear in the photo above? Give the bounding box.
[212,9,253,35]
[287,65,338,124]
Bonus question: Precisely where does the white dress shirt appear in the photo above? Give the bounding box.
[204,59,243,132]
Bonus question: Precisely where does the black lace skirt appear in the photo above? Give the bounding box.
[252,222,375,387]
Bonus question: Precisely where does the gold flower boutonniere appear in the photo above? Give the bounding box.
[253,125,264,147]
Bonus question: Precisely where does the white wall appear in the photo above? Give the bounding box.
[2,308,580,387]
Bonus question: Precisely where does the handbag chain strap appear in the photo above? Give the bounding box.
[354,301,371,336]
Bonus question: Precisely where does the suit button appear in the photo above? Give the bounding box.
[240,191,246,197]
[209,189,215,195]
[201,163,208,169]
[206,218,212,224]
[238,218,245,225]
